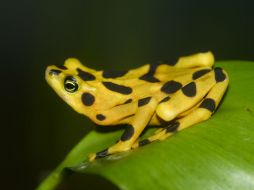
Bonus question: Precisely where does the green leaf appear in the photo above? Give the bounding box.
[36,61,254,190]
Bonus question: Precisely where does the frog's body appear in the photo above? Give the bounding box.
[46,52,228,161]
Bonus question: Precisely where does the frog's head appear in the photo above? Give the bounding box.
[45,58,97,114]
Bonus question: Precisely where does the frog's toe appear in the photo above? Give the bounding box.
[132,138,152,149]
[88,153,96,161]
[131,142,139,149]
[88,148,109,161]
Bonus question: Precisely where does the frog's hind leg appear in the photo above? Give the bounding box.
[133,68,229,148]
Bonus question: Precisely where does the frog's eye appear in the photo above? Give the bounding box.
[64,76,79,93]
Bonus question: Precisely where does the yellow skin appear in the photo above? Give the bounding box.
[45,52,229,161]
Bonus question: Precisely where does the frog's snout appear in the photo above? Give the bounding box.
[45,66,63,86]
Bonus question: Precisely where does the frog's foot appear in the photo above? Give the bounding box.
[131,121,178,149]
[88,141,133,161]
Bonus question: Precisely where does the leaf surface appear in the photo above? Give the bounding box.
[37,61,254,190]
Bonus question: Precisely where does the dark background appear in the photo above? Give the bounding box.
[2,0,254,189]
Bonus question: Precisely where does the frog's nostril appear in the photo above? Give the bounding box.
[49,69,62,76]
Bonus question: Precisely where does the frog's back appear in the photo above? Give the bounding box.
[45,52,215,115]
[96,63,212,90]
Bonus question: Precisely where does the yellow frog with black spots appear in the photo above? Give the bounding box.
[45,52,228,161]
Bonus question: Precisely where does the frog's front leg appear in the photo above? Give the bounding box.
[89,97,158,161]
